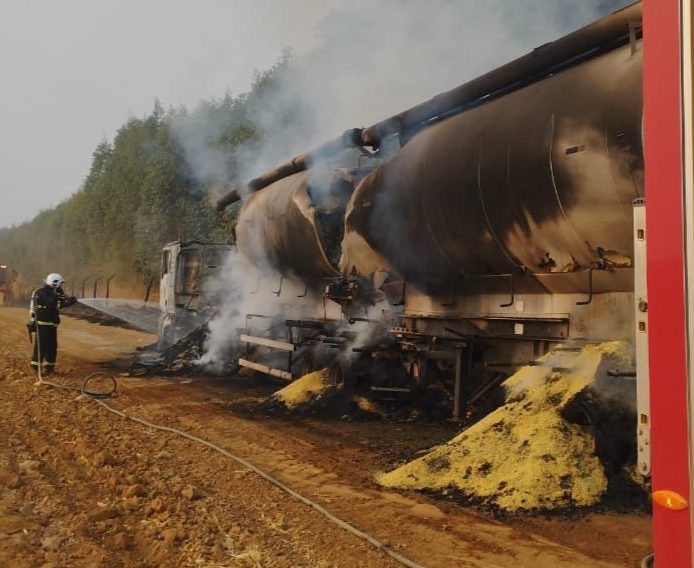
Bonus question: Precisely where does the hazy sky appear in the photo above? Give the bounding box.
[0,0,338,229]
[0,0,632,230]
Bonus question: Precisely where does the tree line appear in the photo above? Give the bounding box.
[0,53,306,295]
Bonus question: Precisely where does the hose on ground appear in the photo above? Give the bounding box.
[36,371,117,398]
[36,373,428,568]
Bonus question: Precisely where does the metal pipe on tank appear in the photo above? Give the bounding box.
[361,2,642,146]
[215,3,641,213]
[215,128,363,211]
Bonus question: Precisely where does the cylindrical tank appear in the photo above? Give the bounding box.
[235,170,340,280]
[342,41,643,293]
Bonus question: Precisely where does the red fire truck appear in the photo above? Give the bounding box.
[646,0,694,565]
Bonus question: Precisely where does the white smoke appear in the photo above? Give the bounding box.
[168,100,241,190]
[176,0,634,367]
[284,0,626,144]
[77,297,161,334]
[199,247,343,370]
[197,249,255,367]
[172,0,633,188]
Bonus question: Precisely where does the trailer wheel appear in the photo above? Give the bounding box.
[409,357,429,387]
[300,351,315,377]
[328,361,344,387]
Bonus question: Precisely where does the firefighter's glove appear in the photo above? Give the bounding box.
[26,319,36,333]
[66,296,77,307]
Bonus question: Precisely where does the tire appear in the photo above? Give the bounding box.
[328,361,345,387]
[300,351,315,377]
[409,357,429,387]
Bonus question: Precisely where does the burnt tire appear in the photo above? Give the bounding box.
[300,351,315,377]
[328,361,345,387]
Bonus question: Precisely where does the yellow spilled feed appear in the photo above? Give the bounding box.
[273,369,331,410]
[354,395,379,414]
[377,342,632,512]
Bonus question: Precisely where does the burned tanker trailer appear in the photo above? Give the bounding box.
[342,15,644,387]
[230,135,386,380]
[218,3,644,407]
[237,170,344,283]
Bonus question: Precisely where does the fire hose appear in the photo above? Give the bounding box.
[35,371,117,398]
[33,371,428,568]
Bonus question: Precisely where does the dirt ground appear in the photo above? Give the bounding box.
[0,308,652,567]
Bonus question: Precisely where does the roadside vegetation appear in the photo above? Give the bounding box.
[0,53,304,288]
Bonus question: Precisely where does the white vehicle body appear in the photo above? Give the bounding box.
[158,241,233,348]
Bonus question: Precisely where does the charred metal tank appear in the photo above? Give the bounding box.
[222,3,644,410]
[236,170,338,280]
[235,166,368,281]
[342,39,643,294]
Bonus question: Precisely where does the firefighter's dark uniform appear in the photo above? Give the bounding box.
[30,285,75,372]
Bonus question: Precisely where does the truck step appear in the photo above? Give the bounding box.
[240,334,295,352]
[238,358,293,381]
[370,386,412,393]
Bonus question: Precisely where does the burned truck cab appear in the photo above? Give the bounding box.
[158,241,233,349]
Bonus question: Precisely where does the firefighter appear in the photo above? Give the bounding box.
[28,273,76,375]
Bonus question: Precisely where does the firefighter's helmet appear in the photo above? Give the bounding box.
[45,273,64,288]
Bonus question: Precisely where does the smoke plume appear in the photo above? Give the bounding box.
[173,0,632,188]
[174,0,634,367]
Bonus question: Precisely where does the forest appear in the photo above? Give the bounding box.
[0,53,306,295]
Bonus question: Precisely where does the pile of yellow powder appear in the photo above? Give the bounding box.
[272,368,332,410]
[377,342,632,512]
